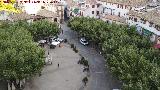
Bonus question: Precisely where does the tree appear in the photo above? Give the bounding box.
[28,20,60,41]
[0,0,20,13]
[68,17,160,90]
[0,26,45,90]
[12,20,60,41]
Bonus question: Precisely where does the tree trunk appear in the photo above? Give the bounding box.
[12,79,22,90]
[9,81,12,90]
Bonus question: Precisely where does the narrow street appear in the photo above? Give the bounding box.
[59,23,121,90]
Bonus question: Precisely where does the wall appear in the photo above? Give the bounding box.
[103,3,129,18]
[83,4,103,18]
[0,11,9,20]
[127,16,160,36]
[127,16,160,42]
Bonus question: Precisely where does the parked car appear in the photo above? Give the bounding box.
[57,38,64,42]
[49,39,60,49]
[80,37,89,45]
[51,39,60,46]
[49,36,64,43]
[38,40,47,44]
[38,40,47,47]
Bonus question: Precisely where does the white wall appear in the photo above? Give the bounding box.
[0,11,12,20]
[127,16,160,36]
[83,4,103,18]
[103,3,129,18]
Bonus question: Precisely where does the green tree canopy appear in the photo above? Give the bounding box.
[10,20,60,41]
[68,17,160,90]
[0,25,45,89]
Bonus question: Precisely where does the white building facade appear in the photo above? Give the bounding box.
[127,10,160,43]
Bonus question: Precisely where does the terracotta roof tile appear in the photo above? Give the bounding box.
[36,9,56,18]
[128,10,160,26]
[101,0,149,6]
[102,14,126,23]
[10,12,32,21]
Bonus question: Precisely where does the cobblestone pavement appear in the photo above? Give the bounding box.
[24,43,85,90]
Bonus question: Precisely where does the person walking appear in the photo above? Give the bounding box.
[48,51,49,55]
[61,29,63,34]
[58,63,59,68]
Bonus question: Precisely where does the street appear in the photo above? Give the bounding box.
[59,23,121,90]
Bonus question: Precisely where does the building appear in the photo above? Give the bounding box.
[127,9,160,43]
[66,0,103,18]
[0,11,11,20]
[36,9,57,22]
[16,0,65,23]
[80,0,103,18]
[0,10,33,23]
[99,0,151,24]
[101,0,149,17]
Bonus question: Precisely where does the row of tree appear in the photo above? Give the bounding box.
[68,17,160,90]
[0,20,59,89]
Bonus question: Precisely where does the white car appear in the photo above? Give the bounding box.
[50,37,64,42]
[56,38,64,42]
[80,37,89,45]
[51,40,60,46]
[38,40,47,44]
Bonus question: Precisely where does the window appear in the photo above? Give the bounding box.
[143,20,146,24]
[118,12,120,17]
[155,25,160,31]
[97,4,100,8]
[125,5,127,9]
[96,11,99,15]
[129,17,131,20]
[92,5,95,8]
[92,11,94,14]
[134,18,137,22]
[149,22,153,27]
[120,4,123,9]
[54,18,57,22]
[117,4,119,8]
[86,5,89,7]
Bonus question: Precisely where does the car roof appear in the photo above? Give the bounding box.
[81,37,87,40]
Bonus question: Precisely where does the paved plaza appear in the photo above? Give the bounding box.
[24,43,85,90]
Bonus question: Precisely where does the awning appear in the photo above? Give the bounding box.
[73,8,79,14]
[154,44,160,49]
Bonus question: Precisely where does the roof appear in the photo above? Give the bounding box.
[10,12,32,21]
[36,9,56,18]
[101,0,149,6]
[128,10,160,26]
[31,15,45,19]
[86,0,97,5]
[66,0,77,7]
[102,14,126,23]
